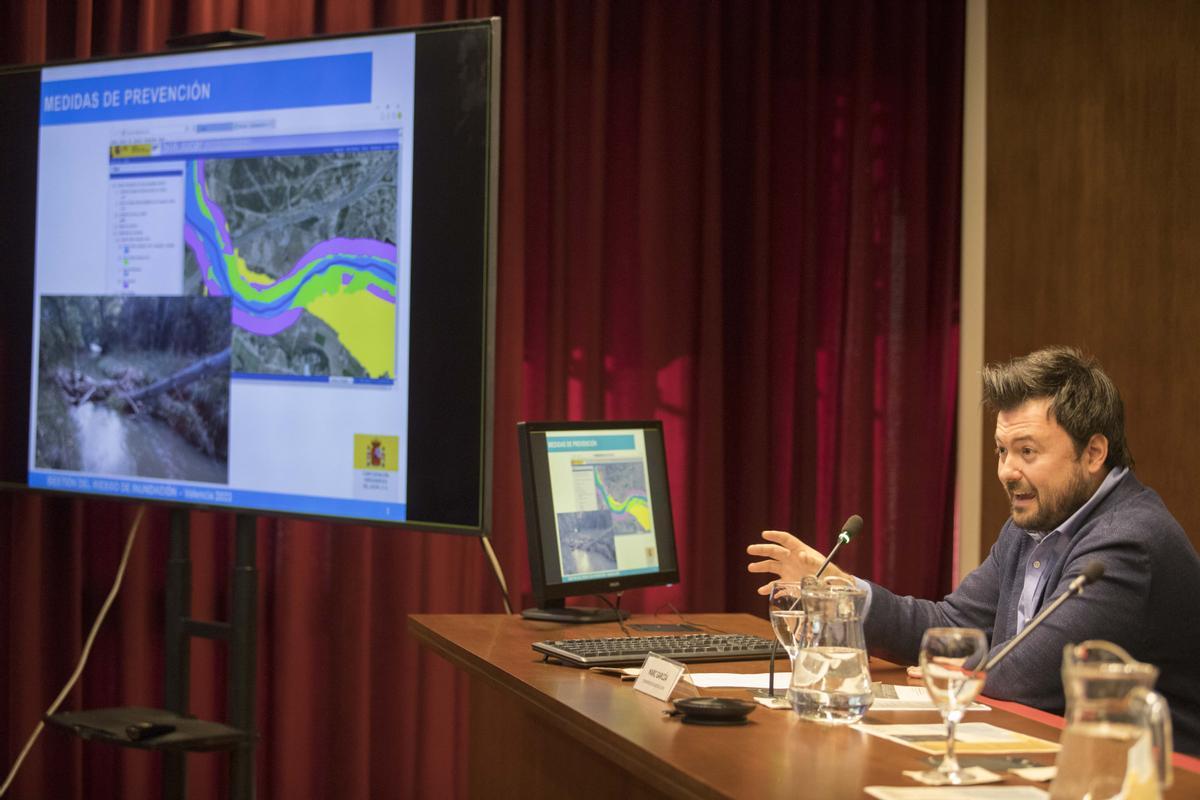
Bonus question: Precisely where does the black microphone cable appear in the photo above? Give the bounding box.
[595,593,632,637]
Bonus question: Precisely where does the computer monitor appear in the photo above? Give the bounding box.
[517,420,680,623]
[0,20,498,533]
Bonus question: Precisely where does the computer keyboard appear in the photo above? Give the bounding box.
[532,632,776,666]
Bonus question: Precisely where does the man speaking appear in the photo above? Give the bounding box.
[747,346,1200,756]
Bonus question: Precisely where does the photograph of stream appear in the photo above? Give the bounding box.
[35,295,232,483]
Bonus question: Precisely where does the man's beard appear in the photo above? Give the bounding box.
[1008,464,1094,533]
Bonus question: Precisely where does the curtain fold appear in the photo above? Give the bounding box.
[1,1,963,797]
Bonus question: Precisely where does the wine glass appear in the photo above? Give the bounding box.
[768,581,807,663]
[916,627,989,785]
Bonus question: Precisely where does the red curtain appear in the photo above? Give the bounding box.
[0,1,963,798]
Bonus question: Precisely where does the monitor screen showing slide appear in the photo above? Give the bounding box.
[0,21,497,531]
[518,420,680,611]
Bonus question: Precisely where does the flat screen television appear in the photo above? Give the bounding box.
[0,19,498,533]
[517,420,680,622]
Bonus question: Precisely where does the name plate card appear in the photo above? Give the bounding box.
[632,652,687,701]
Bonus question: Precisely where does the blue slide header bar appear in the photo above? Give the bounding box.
[40,52,373,125]
[547,434,637,452]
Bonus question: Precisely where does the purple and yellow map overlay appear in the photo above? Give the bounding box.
[183,157,398,379]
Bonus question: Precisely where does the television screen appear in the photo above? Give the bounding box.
[517,420,680,622]
[0,20,498,532]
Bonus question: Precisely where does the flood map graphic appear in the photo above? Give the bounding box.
[182,150,399,380]
[555,461,654,577]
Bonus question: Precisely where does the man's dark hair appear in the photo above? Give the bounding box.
[981,346,1132,469]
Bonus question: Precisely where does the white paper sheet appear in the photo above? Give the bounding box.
[855,722,1060,755]
[865,787,1049,800]
[684,672,792,689]
[684,674,990,713]
[871,683,990,712]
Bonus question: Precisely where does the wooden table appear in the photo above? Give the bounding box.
[408,613,1200,798]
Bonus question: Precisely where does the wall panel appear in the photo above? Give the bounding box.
[984,0,1200,554]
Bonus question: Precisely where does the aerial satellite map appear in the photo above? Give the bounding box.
[183,150,400,381]
[555,461,653,577]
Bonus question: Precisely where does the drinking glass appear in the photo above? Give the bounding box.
[916,627,989,784]
[768,581,806,661]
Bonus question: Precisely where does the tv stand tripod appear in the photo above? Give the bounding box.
[48,509,258,800]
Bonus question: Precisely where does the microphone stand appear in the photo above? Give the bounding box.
[814,532,851,579]
[765,516,863,698]
[766,640,783,697]
[766,545,840,697]
[983,570,1099,673]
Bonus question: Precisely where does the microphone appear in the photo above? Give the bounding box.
[764,514,863,698]
[815,515,864,578]
[982,561,1105,673]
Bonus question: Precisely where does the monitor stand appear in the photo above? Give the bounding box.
[521,599,629,624]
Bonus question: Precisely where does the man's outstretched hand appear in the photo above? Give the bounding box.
[746,530,853,595]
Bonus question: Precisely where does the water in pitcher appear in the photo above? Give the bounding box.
[1050,721,1154,800]
[788,645,873,724]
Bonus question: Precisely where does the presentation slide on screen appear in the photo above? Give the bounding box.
[545,431,660,583]
[26,34,416,522]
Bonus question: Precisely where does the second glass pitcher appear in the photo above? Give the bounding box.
[788,575,873,724]
[1050,640,1173,800]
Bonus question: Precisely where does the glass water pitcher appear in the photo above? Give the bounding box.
[1050,640,1173,800]
[788,575,873,724]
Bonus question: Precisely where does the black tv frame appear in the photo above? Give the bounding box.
[517,419,681,623]
[0,19,499,535]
